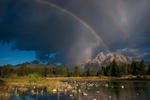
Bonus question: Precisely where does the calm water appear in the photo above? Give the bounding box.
[1,80,150,100]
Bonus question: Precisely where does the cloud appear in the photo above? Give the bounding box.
[116,48,150,60]
[0,58,10,61]
[0,0,150,63]
[0,0,99,63]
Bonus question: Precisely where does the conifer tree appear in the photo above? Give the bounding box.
[147,65,150,75]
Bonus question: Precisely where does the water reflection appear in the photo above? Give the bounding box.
[0,80,150,100]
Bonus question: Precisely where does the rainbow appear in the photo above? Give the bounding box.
[37,0,111,53]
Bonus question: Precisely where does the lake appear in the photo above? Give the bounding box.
[1,80,150,100]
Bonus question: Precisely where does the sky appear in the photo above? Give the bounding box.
[0,42,35,65]
[0,0,150,65]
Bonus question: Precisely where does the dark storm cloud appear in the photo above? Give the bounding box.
[0,0,99,63]
[52,0,150,49]
[57,0,150,59]
[0,0,150,63]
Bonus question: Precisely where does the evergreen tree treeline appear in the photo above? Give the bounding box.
[97,60,147,76]
[0,60,150,78]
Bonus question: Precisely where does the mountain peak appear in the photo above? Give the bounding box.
[86,52,136,66]
[91,52,106,65]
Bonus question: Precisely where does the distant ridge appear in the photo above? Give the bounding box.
[13,52,141,70]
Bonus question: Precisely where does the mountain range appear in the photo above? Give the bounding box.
[15,52,149,71]
[81,52,138,71]
[88,52,137,65]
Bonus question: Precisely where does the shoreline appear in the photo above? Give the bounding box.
[0,75,150,99]
[1,75,150,82]
[46,76,150,81]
